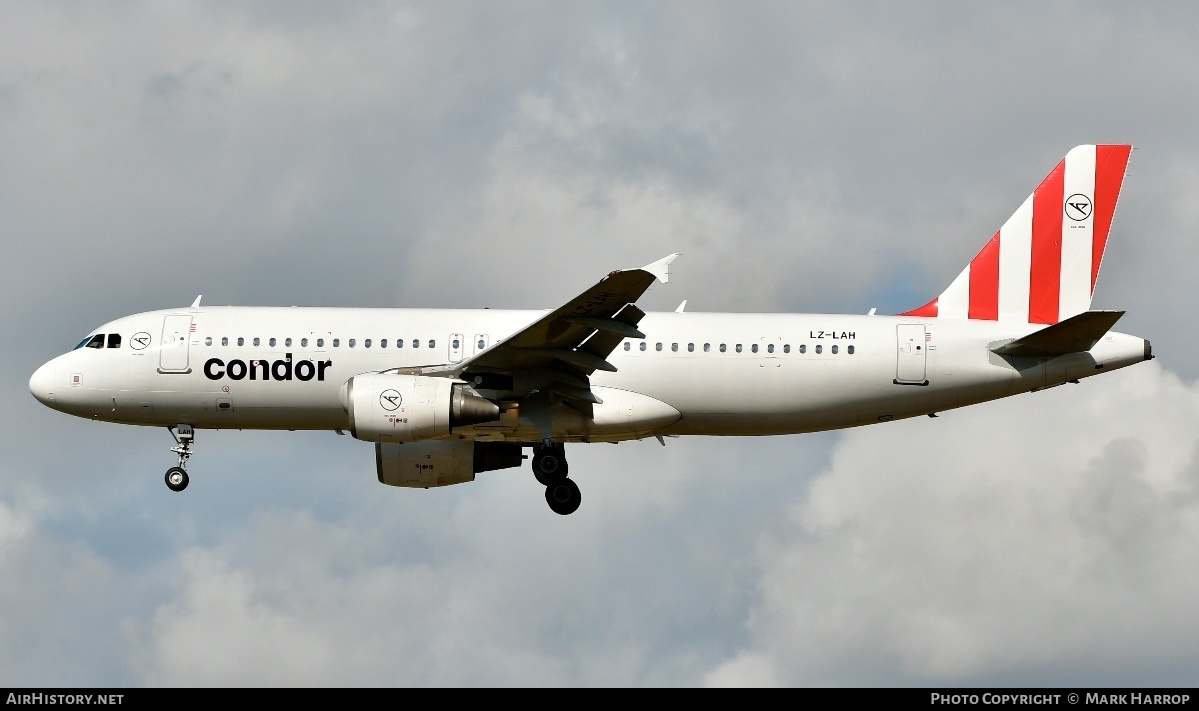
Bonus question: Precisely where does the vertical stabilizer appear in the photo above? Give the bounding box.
[900,145,1132,325]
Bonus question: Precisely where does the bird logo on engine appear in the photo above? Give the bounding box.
[379,389,402,411]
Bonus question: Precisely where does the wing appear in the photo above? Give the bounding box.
[394,253,678,415]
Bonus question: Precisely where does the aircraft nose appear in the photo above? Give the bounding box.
[29,361,56,406]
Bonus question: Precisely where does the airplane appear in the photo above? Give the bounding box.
[28,144,1152,515]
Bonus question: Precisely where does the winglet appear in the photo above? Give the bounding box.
[640,253,680,284]
[191,295,203,308]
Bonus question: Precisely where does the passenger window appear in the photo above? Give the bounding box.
[349,339,356,348]
[477,339,485,350]
[750,344,758,353]
[205,337,213,346]
[736,344,742,353]
[783,344,790,353]
[671,343,678,352]
[316,338,324,347]
[833,345,839,354]
[639,342,647,351]
[107,334,122,349]
[253,338,261,347]
[238,337,245,346]
[366,339,373,348]
[720,344,726,353]
[452,338,460,349]
[397,339,404,348]
[413,340,419,348]
[799,344,806,354]
[269,338,276,347]
[333,339,340,347]
[381,339,388,348]
[816,344,823,354]
[688,343,695,352]
[656,343,663,351]
[767,344,774,353]
[301,338,308,347]
[704,343,710,352]
[848,345,855,355]
[285,338,292,347]
[624,342,631,351]
[429,340,435,348]
[86,334,105,349]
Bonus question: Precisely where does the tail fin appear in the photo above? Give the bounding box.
[900,144,1133,325]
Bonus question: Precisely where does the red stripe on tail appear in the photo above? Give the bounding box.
[1091,145,1132,294]
[899,299,938,318]
[1028,159,1065,324]
[967,232,1000,320]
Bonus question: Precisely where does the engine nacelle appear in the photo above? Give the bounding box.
[376,440,525,488]
[340,373,500,443]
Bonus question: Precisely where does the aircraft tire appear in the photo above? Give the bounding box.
[532,447,568,484]
[165,467,189,492]
[545,478,581,516]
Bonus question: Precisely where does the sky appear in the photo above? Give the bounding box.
[3,0,1198,688]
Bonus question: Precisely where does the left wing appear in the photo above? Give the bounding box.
[395,253,678,411]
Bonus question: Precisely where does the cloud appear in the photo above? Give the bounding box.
[0,501,132,685]
[707,362,1199,686]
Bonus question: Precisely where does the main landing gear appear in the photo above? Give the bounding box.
[165,424,195,492]
[532,442,581,515]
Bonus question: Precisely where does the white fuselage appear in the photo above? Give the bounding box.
[29,306,1150,443]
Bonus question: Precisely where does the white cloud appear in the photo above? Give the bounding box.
[710,362,1199,686]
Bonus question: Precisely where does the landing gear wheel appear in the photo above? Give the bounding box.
[165,425,196,493]
[165,467,189,492]
[532,445,568,485]
[545,478,581,516]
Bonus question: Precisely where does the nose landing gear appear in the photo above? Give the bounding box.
[165,424,195,492]
[533,443,580,515]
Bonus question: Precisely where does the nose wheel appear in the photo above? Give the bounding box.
[165,467,189,492]
[165,425,195,492]
[532,443,580,515]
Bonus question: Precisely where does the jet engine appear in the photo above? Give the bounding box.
[376,440,525,488]
[340,373,499,442]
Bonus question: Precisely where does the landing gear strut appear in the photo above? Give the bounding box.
[165,424,195,492]
[533,443,580,515]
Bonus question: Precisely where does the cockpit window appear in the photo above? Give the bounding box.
[75,336,94,350]
[107,334,121,349]
[83,334,105,349]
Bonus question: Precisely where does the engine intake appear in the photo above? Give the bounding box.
[340,373,499,442]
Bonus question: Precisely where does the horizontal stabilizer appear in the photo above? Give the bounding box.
[990,310,1125,357]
